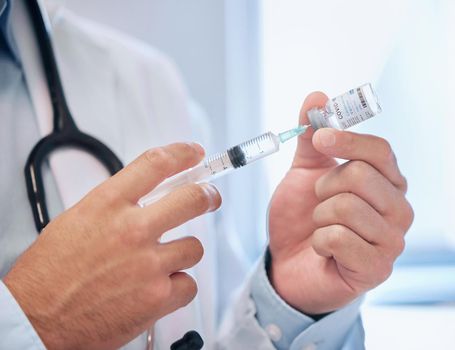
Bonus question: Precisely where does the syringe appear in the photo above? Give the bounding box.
[138,125,309,207]
[138,83,382,207]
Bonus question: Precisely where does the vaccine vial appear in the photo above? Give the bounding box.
[307,83,382,130]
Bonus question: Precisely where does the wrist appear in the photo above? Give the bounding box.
[268,249,342,315]
[3,272,65,350]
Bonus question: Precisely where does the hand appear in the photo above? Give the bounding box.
[268,92,414,314]
[4,143,221,350]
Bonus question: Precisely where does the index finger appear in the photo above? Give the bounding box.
[313,129,407,192]
[101,142,205,203]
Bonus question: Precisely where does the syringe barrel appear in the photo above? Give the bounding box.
[227,132,280,167]
[138,132,280,207]
[137,160,227,207]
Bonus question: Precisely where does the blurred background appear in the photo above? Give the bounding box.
[63,0,455,348]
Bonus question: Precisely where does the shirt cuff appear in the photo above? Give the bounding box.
[250,252,363,350]
[0,280,46,350]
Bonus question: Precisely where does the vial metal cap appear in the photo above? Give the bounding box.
[307,108,328,130]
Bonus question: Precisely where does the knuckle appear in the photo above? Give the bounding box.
[333,193,357,219]
[119,215,149,246]
[314,175,327,199]
[186,237,204,264]
[327,225,347,249]
[144,147,176,175]
[145,278,172,302]
[343,132,356,151]
[144,147,167,164]
[393,236,406,257]
[400,176,409,193]
[134,215,151,233]
[145,250,162,269]
[403,201,415,229]
[347,160,373,179]
[375,261,393,284]
[180,142,199,158]
[91,186,119,206]
[394,198,414,231]
[135,251,162,279]
[119,229,144,248]
[345,160,378,190]
[385,230,406,258]
[380,139,394,162]
[370,135,393,161]
[181,275,198,305]
[311,227,325,248]
[186,184,211,212]
[211,186,222,208]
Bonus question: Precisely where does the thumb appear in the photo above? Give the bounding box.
[292,91,337,169]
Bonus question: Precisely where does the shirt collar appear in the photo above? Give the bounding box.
[1,0,66,62]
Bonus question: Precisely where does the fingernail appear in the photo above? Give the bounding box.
[318,129,336,147]
[187,142,205,156]
[200,183,219,211]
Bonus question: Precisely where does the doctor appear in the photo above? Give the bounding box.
[0,0,414,349]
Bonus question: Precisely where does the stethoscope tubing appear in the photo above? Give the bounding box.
[24,0,124,232]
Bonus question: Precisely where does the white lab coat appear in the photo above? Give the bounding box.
[11,1,252,349]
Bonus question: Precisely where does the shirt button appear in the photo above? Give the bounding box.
[302,343,317,350]
[265,324,282,342]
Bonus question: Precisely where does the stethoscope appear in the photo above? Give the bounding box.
[22,1,203,349]
[24,0,124,233]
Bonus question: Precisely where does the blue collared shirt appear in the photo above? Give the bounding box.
[0,1,364,349]
[0,0,8,50]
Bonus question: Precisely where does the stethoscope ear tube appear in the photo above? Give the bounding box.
[25,0,74,132]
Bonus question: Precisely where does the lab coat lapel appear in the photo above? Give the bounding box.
[47,6,121,208]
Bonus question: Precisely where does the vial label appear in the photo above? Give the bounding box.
[331,87,376,129]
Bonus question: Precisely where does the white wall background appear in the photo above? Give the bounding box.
[261,0,455,255]
[64,0,229,147]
